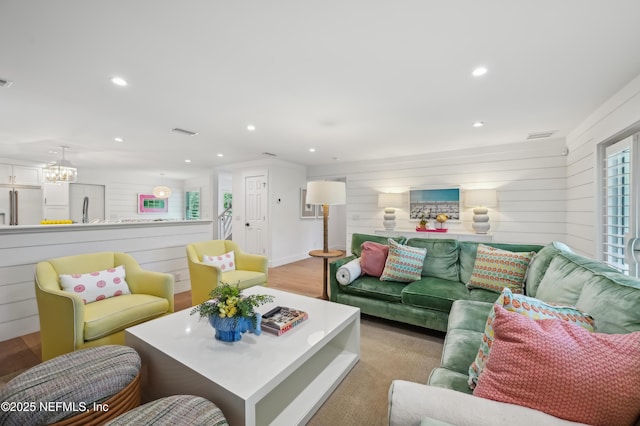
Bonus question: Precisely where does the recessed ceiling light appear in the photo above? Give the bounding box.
[247,124,256,132]
[185,159,191,163]
[309,148,316,153]
[472,67,488,77]
[472,121,485,127]
[114,137,124,142]
[217,153,224,157]
[111,76,128,86]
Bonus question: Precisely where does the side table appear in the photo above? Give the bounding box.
[309,249,343,300]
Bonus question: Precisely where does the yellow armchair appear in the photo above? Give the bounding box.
[35,252,174,361]
[186,240,268,306]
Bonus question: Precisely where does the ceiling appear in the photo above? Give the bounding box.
[2,0,640,179]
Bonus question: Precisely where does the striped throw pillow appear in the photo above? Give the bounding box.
[466,244,535,294]
[380,239,426,283]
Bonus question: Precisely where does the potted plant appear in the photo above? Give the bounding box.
[190,283,274,342]
[417,211,429,231]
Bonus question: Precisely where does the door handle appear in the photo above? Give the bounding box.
[245,223,250,227]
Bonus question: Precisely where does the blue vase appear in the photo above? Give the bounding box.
[208,314,262,342]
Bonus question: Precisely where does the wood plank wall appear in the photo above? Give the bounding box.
[0,221,213,342]
[308,138,568,249]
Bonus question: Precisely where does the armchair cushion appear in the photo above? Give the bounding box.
[60,265,131,304]
[84,294,170,341]
[220,270,267,290]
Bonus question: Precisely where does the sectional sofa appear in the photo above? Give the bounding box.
[329,234,640,425]
[329,233,543,332]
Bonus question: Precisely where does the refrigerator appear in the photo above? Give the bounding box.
[0,186,43,226]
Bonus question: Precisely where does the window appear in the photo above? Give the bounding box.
[603,139,630,272]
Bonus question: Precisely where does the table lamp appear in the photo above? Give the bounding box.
[378,193,402,231]
[464,189,497,234]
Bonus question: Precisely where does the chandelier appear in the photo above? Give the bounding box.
[45,146,77,183]
[152,173,172,199]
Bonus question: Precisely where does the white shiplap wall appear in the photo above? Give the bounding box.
[566,73,640,258]
[0,220,213,342]
[308,138,568,247]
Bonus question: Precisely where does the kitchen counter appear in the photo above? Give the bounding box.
[0,219,212,234]
[0,219,213,342]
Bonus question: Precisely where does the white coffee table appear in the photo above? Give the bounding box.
[125,287,360,426]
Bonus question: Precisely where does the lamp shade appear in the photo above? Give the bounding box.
[306,181,346,205]
[464,189,497,207]
[378,193,402,208]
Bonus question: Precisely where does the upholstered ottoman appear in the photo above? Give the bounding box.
[104,395,228,425]
[0,345,141,426]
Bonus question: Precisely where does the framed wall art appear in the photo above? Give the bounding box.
[409,187,460,221]
[138,194,169,213]
[300,188,317,218]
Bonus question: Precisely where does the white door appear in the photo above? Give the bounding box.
[244,174,268,255]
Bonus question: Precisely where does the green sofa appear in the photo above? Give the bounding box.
[329,233,543,332]
[388,241,640,426]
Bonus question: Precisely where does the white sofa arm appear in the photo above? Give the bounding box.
[388,381,587,426]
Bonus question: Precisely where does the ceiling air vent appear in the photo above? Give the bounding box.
[527,131,555,140]
[171,128,198,136]
[0,78,13,88]
[262,152,277,157]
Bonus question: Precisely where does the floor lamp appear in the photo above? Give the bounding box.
[306,180,346,300]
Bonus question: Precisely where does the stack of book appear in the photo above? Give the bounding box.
[261,306,308,336]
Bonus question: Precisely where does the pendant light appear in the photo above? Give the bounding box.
[152,173,172,199]
[45,146,78,183]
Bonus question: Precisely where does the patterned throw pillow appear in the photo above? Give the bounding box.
[474,306,640,426]
[360,241,390,277]
[466,244,535,294]
[468,287,595,389]
[380,239,427,283]
[59,265,131,304]
[202,251,236,271]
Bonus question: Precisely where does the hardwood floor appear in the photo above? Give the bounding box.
[0,255,342,377]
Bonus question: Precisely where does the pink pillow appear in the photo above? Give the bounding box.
[359,241,389,277]
[59,265,131,304]
[474,305,640,426]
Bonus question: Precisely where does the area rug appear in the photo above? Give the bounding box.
[308,315,444,426]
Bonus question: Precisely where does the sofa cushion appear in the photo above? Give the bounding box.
[339,275,405,303]
[360,241,389,277]
[401,279,469,312]
[406,239,460,281]
[466,245,535,294]
[446,300,494,333]
[221,270,267,289]
[459,242,543,285]
[427,368,473,395]
[474,306,640,426]
[576,271,640,334]
[380,239,427,282]
[467,288,500,303]
[84,294,170,341]
[468,288,596,389]
[440,328,484,375]
[535,251,617,306]
[350,233,406,257]
[524,241,572,297]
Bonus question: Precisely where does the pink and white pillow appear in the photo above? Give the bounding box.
[59,265,131,304]
[202,251,236,271]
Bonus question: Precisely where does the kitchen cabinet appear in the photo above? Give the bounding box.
[0,164,42,186]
